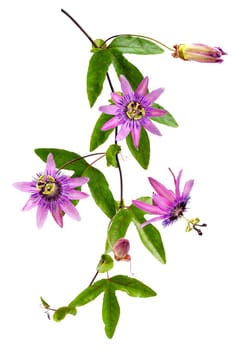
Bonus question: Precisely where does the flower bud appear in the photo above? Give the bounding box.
[172,43,227,63]
[112,238,131,262]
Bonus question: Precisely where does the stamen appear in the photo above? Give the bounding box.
[126,101,145,120]
[185,217,207,235]
[36,175,58,197]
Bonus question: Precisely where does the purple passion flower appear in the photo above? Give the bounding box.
[13,153,89,228]
[172,43,227,63]
[99,75,167,149]
[132,169,194,228]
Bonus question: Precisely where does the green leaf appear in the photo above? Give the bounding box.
[87,50,112,107]
[102,281,120,339]
[89,113,114,151]
[126,128,150,169]
[40,296,50,309]
[34,148,88,176]
[109,35,164,55]
[110,50,144,90]
[130,202,166,264]
[53,306,77,322]
[84,166,116,219]
[110,275,157,297]
[69,279,106,308]
[151,103,179,127]
[105,208,132,253]
[106,144,121,168]
[97,254,114,273]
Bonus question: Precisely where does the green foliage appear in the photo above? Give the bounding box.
[126,128,150,169]
[89,113,114,151]
[130,199,166,264]
[97,254,114,273]
[84,166,116,218]
[109,35,164,55]
[105,208,132,253]
[40,296,50,309]
[151,103,179,127]
[57,275,156,337]
[110,275,157,297]
[53,306,77,322]
[69,279,106,308]
[87,50,112,107]
[102,281,120,338]
[34,148,88,176]
[106,144,121,167]
[110,50,144,90]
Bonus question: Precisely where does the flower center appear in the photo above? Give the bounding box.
[36,175,59,198]
[170,201,187,221]
[126,101,145,120]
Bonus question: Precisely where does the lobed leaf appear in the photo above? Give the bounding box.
[105,208,132,253]
[110,275,157,297]
[151,103,179,127]
[130,202,166,264]
[102,281,120,339]
[87,50,112,107]
[53,306,77,322]
[126,128,150,169]
[109,35,164,55]
[84,166,116,219]
[69,279,106,308]
[89,113,114,151]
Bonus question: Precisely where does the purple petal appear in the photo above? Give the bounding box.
[148,107,167,117]
[36,205,49,229]
[22,198,39,211]
[13,181,34,192]
[142,119,162,136]
[60,200,81,221]
[182,179,194,198]
[99,105,118,115]
[111,92,122,104]
[135,76,148,96]
[101,116,122,131]
[148,177,175,202]
[68,190,89,200]
[152,193,171,211]
[120,75,133,95]
[175,170,183,198]
[141,215,165,228]
[145,88,164,104]
[131,123,141,148]
[132,200,166,215]
[45,153,56,176]
[50,204,63,227]
[69,177,89,188]
[116,123,131,141]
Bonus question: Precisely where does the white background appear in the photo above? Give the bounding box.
[1,0,232,349]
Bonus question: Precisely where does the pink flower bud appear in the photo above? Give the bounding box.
[172,43,227,63]
[112,238,131,262]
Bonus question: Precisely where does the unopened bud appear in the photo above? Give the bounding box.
[112,238,131,262]
[172,43,226,63]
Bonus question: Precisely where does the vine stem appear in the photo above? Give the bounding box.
[61,8,124,206]
[61,9,97,47]
[89,271,99,286]
[58,152,105,171]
